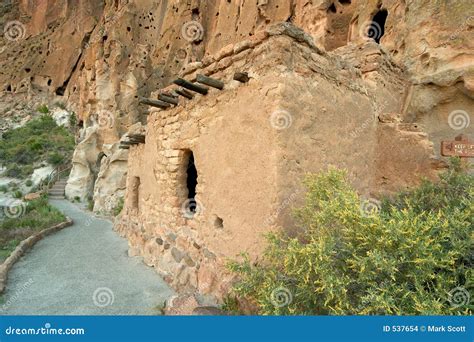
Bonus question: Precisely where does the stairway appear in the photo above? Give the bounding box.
[48,179,67,200]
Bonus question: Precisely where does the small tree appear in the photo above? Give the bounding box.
[228,162,472,315]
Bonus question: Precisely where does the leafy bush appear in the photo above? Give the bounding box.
[113,197,124,216]
[228,162,473,315]
[0,185,7,193]
[69,112,77,128]
[12,190,22,199]
[37,104,49,114]
[87,197,94,211]
[47,151,64,165]
[0,196,66,262]
[54,101,67,110]
[0,197,65,231]
[0,115,74,178]
[25,179,33,187]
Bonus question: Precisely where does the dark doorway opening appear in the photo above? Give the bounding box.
[186,152,198,208]
[369,9,388,44]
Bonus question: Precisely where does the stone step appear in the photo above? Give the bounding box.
[53,182,68,187]
[49,195,65,200]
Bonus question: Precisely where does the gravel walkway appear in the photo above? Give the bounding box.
[0,200,174,315]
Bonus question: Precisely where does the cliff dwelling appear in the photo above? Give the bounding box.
[0,0,472,307]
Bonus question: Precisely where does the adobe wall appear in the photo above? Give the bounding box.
[115,25,439,300]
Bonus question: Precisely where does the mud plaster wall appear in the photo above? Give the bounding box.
[115,32,438,299]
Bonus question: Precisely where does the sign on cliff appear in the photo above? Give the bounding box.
[441,134,474,158]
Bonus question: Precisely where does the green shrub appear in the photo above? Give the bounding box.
[113,197,124,216]
[47,152,64,165]
[69,112,77,128]
[1,197,65,230]
[87,197,94,211]
[0,185,7,193]
[12,190,23,199]
[37,104,49,114]
[54,101,66,110]
[0,115,74,178]
[228,163,473,315]
[25,179,33,187]
[0,196,66,262]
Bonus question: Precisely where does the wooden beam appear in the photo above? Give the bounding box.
[175,88,194,99]
[138,97,171,109]
[196,74,224,90]
[233,72,249,83]
[173,78,209,95]
[158,93,179,105]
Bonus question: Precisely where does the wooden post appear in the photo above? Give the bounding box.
[173,78,209,95]
[158,93,179,105]
[196,74,224,90]
[176,88,194,99]
[138,97,171,109]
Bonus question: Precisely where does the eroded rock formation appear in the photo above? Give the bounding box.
[1,0,472,302]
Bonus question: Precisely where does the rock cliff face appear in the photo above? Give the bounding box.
[1,0,472,300]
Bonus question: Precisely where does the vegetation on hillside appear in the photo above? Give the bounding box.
[228,160,473,315]
[0,114,75,178]
[0,196,66,262]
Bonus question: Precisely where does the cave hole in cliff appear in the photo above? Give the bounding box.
[186,152,198,204]
[369,9,388,44]
[324,0,356,51]
[96,152,107,168]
